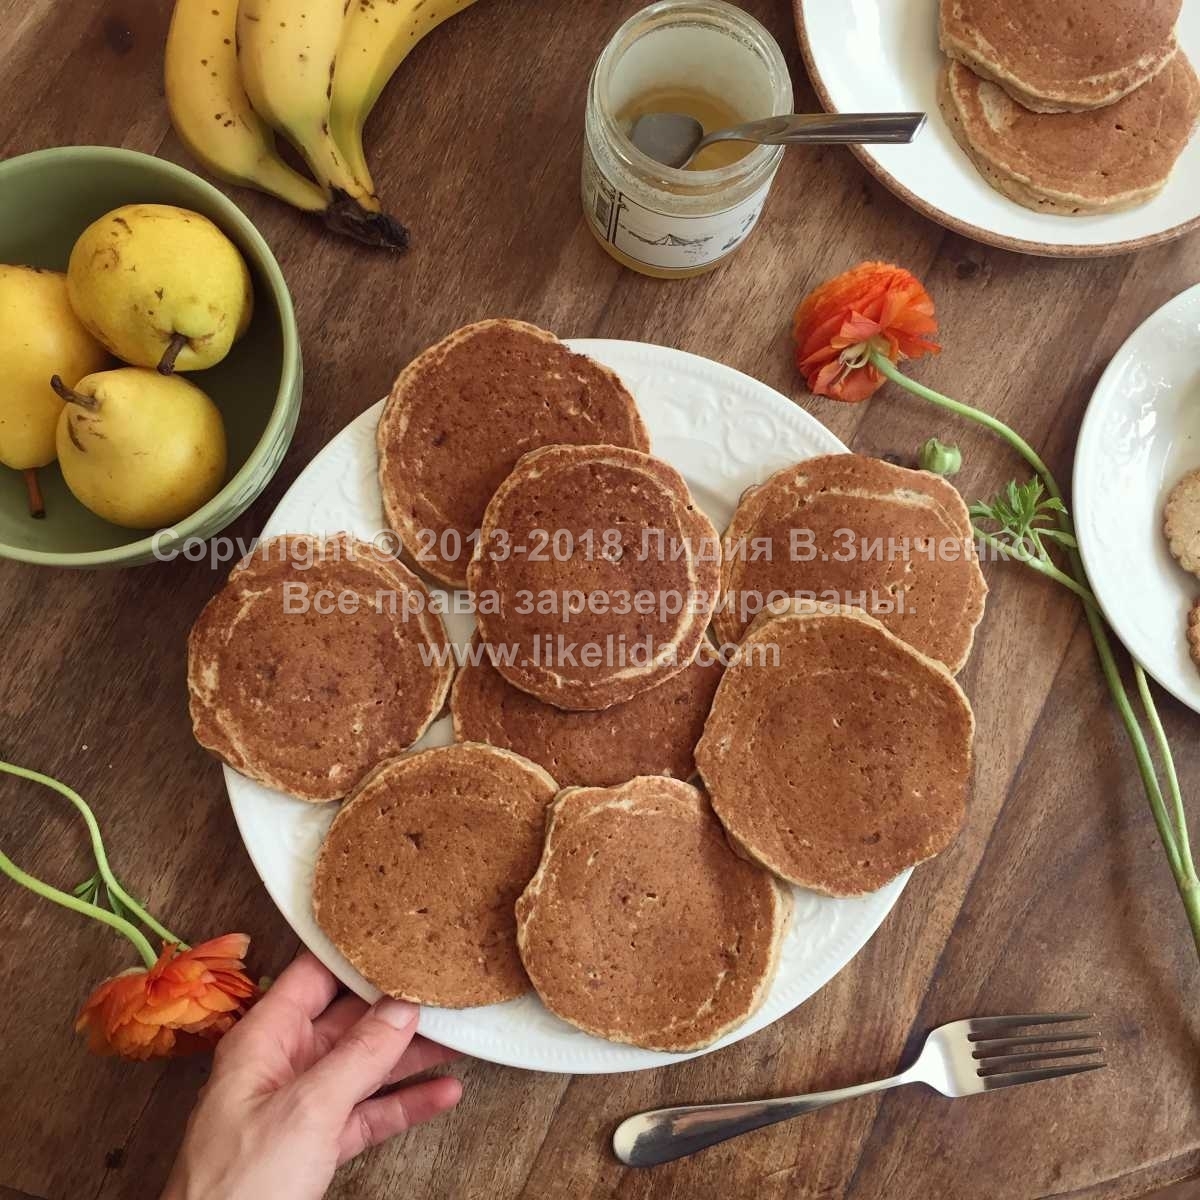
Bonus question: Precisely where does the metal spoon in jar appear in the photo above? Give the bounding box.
[630,111,927,169]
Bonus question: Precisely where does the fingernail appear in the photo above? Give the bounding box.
[373,998,418,1030]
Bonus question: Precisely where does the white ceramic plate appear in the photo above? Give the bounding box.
[1075,286,1200,714]
[227,340,909,1074]
[796,0,1200,257]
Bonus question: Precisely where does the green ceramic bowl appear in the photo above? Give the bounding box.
[0,146,302,567]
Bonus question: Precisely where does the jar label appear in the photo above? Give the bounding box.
[583,145,772,272]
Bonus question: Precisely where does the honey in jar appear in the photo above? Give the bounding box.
[582,0,793,280]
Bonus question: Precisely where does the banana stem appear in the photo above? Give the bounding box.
[323,191,410,252]
[23,469,45,519]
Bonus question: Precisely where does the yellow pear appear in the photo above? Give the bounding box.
[66,204,253,374]
[0,265,108,514]
[53,367,227,529]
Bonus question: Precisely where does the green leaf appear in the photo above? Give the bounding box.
[72,873,100,905]
[1039,528,1078,549]
[971,478,1075,567]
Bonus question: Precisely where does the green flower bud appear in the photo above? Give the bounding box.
[918,437,962,478]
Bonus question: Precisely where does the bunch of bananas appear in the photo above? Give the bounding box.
[165,0,479,250]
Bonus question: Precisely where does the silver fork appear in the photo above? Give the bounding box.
[613,1013,1106,1168]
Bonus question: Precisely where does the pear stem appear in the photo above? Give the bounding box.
[49,375,96,410]
[158,332,188,375]
[23,469,45,519]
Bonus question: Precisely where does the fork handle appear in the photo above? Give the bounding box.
[612,1073,912,1167]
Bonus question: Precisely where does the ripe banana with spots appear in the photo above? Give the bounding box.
[330,0,481,191]
[165,0,328,214]
[236,0,409,249]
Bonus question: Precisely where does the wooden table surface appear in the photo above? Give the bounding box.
[3,1,1200,1197]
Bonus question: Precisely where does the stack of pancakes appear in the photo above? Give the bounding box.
[938,0,1199,213]
[187,321,988,1052]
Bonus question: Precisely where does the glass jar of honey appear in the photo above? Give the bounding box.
[582,0,793,279]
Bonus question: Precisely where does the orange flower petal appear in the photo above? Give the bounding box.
[192,933,252,960]
[76,934,259,1061]
[793,262,940,404]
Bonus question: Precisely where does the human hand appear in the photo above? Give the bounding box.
[162,952,462,1200]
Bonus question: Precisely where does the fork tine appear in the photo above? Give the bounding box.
[971,1032,1099,1054]
[976,1047,1103,1072]
[981,1061,1107,1091]
[967,1012,1092,1034]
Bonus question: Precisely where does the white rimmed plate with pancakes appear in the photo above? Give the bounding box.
[796,0,1200,256]
[225,340,914,1074]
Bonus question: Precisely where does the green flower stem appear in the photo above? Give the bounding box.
[871,351,1194,913]
[1135,663,1197,887]
[0,760,184,947]
[1182,884,1200,962]
[974,524,1185,876]
[972,528,1097,607]
[873,356,1056,486]
[1039,579,1183,882]
[0,847,158,968]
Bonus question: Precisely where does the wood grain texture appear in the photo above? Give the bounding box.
[0,1187,50,1200]
[1,1,1198,1198]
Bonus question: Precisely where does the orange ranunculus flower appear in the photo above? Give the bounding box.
[75,933,259,1060]
[793,261,941,402]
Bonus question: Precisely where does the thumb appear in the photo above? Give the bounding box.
[299,998,420,1112]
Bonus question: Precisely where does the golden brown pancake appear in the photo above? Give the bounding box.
[697,601,974,897]
[940,0,1182,112]
[515,777,791,1051]
[377,320,650,588]
[940,57,1200,215]
[1164,468,1200,578]
[469,444,722,710]
[714,454,986,674]
[450,633,723,786]
[188,534,454,803]
[313,744,558,1007]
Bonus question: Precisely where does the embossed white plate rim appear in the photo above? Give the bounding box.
[1074,285,1200,715]
[226,339,910,1074]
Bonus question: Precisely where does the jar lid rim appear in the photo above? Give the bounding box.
[589,0,794,189]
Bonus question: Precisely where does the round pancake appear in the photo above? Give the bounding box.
[451,633,723,786]
[1164,468,1200,578]
[188,534,453,803]
[939,57,1200,216]
[313,744,558,1007]
[469,444,722,710]
[697,601,975,897]
[713,454,987,674]
[939,0,1181,112]
[377,320,650,588]
[515,777,791,1052]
